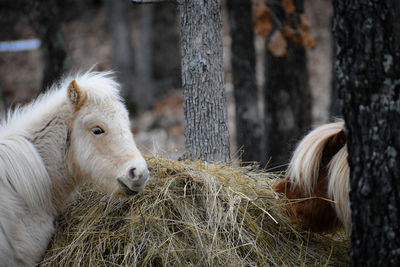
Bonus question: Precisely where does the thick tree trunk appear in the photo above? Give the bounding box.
[178,0,230,162]
[264,0,312,168]
[227,0,262,163]
[107,0,134,111]
[333,0,400,265]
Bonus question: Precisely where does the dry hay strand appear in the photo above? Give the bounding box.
[40,156,349,266]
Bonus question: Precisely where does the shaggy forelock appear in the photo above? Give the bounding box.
[287,120,345,195]
[71,71,122,104]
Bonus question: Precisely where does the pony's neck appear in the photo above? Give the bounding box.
[27,99,82,212]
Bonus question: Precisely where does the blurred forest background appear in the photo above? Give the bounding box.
[0,0,335,167]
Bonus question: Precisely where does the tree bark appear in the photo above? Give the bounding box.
[333,0,400,265]
[227,0,262,163]
[133,4,155,112]
[107,0,134,112]
[151,3,181,97]
[264,0,312,168]
[0,80,5,115]
[34,0,70,91]
[330,21,341,118]
[178,0,230,162]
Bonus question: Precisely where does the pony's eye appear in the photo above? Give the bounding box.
[91,126,105,135]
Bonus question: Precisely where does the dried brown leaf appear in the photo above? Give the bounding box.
[298,15,316,49]
[254,1,273,39]
[283,25,300,43]
[282,16,316,49]
[283,0,296,14]
[299,14,311,31]
[268,30,287,57]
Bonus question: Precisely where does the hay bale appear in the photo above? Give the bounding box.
[40,156,349,266]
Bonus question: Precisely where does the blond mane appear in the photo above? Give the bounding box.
[287,120,344,195]
[327,146,350,231]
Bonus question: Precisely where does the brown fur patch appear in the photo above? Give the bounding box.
[321,130,346,164]
[274,174,340,232]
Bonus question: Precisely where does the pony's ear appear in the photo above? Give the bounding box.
[331,129,346,147]
[67,80,87,111]
[322,129,346,162]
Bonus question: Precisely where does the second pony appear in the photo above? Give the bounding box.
[274,120,350,233]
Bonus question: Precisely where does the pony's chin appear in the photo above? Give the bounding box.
[117,179,140,196]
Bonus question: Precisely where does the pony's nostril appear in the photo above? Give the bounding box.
[128,168,136,180]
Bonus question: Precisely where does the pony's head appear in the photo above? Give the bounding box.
[274,121,349,232]
[66,72,149,196]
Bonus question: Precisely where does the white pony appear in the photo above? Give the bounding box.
[0,71,149,266]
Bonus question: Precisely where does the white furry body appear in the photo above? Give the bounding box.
[0,72,149,266]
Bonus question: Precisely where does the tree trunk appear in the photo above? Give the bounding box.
[227,0,262,163]
[151,3,181,97]
[330,20,341,118]
[34,1,70,91]
[107,0,134,112]
[133,4,155,112]
[0,80,5,115]
[178,0,230,162]
[264,0,312,168]
[333,0,400,265]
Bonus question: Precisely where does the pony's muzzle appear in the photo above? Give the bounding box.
[127,166,150,188]
[118,160,150,195]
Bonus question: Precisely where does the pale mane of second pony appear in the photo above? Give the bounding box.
[286,120,345,195]
[328,146,350,231]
